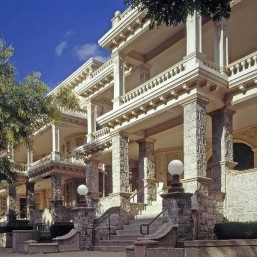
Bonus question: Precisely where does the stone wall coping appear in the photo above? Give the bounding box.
[27,242,58,246]
[184,239,257,247]
[134,239,159,246]
[52,228,79,241]
[12,230,35,233]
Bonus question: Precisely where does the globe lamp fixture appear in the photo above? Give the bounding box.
[77,184,88,196]
[77,184,89,207]
[168,160,184,193]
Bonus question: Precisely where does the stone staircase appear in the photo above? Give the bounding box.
[93,200,163,252]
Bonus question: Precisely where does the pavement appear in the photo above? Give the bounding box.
[0,248,126,257]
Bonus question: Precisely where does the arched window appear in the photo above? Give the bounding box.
[233,143,254,170]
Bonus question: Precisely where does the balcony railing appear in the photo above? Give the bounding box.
[58,107,87,117]
[59,154,85,165]
[92,127,111,141]
[91,59,113,79]
[14,163,29,173]
[227,51,257,77]
[122,60,185,104]
[29,153,85,169]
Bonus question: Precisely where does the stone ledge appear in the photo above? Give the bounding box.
[184,239,257,247]
[24,242,59,254]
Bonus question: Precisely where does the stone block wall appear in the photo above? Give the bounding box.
[193,191,225,240]
[225,169,257,221]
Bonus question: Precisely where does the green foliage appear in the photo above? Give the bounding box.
[54,87,80,112]
[124,0,232,28]
[0,156,16,183]
[0,39,80,183]
[50,222,74,238]
[214,222,257,239]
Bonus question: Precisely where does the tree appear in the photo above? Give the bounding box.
[124,0,232,28]
[0,39,80,183]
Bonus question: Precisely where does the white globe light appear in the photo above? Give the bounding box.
[168,160,184,175]
[77,184,88,196]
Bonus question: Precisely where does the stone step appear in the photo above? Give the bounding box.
[110,235,138,241]
[146,247,184,257]
[116,229,143,236]
[98,239,134,247]
[93,245,127,252]
[129,218,162,225]
[123,223,160,231]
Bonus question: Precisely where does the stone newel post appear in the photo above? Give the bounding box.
[6,184,16,224]
[26,182,35,219]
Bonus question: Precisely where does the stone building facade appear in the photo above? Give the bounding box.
[0,0,257,242]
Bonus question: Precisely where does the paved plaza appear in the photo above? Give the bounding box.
[0,248,126,257]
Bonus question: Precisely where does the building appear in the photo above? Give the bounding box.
[1,0,257,236]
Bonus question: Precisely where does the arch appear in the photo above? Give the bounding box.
[233,142,254,171]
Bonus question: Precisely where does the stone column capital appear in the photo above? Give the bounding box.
[111,51,125,60]
[181,94,209,107]
[209,107,236,118]
[137,138,156,144]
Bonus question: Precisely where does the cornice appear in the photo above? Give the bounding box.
[50,58,103,94]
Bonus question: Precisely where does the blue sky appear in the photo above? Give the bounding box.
[0,0,127,89]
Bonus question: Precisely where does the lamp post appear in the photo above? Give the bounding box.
[168,160,184,193]
[77,184,88,207]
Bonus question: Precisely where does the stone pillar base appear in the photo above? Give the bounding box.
[181,177,211,194]
[72,207,95,250]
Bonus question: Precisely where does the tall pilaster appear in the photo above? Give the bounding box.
[6,184,16,224]
[214,19,228,73]
[138,139,156,203]
[139,64,151,84]
[26,182,35,219]
[186,11,202,55]
[86,101,97,143]
[182,97,209,193]
[86,159,99,198]
[51,124,60,161]
[210,108,236,192]
[253,148,257,168]
[27,148,33,165]
[51,174,63,210]
[112,52,125,109]
[112,134,129,193]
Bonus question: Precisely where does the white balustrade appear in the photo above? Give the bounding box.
[58,107,87,117]
[227,51,257,77]
[90,59,113,79]
[122,61,185,104]
[92,127,110,141]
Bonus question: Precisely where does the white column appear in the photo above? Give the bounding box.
[112,52,125,109]
[139,64,151,84]
[214,19,228,73]
[186,11,202,55]
[27,148,33,164]
[86,101,96,143]
[51,124,60,160]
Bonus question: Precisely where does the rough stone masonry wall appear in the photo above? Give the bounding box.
[225,169,257,222]
[194,191,225,240]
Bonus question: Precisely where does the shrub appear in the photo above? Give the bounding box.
[214,222,257,239]
[0,225,33,233]
[50,222,74,238]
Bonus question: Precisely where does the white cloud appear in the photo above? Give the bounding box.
[72,43,109,63]
[65,30,73,37]
[55,41,68,57]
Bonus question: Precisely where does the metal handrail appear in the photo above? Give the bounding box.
[130,179,159,218]
[140,211,163,236]
[86,206,120,247]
